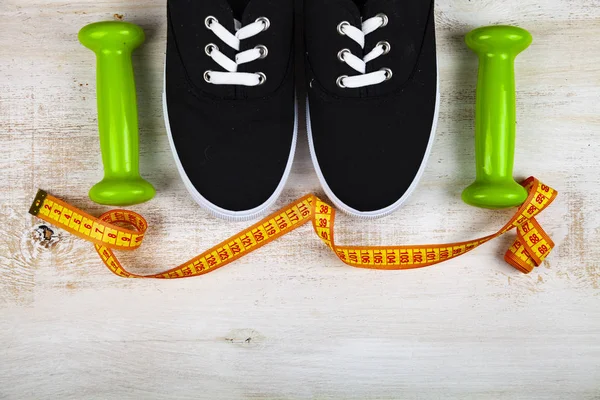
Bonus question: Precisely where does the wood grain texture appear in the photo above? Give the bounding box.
[1,0,599,398]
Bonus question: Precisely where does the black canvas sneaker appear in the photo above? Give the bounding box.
[304,0,439,218]
[164,0,297,221]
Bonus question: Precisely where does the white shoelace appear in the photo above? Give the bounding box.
[336,13,393,89]
[203,16,270,86]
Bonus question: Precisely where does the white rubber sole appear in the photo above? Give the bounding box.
[306,74,440,219]
[162,84,298,222]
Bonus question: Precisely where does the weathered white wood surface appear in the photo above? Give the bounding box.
[1,0,599,398]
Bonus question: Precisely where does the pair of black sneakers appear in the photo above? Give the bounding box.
[164,0,439,221]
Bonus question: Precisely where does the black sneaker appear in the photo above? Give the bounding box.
[164,0,297,221]
[304,0,439,218]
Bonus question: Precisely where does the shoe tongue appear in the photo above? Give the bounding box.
[208,0,259,30]
[361,0,391,19]
[353,0,369,15]
[236,0,267,27]
[351,0,385,18]
[228,0,252,20]
[330,0,362,26]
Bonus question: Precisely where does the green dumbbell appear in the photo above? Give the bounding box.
[462,25,532,209]
[79,21,155,206]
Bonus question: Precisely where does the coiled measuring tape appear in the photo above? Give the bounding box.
[28,177,557,278]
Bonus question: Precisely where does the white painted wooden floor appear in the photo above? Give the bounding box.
[1,0,599,399]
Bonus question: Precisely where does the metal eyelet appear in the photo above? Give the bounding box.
[337,48,350,62]
[256,72,267,85]
[309,79,314,89]
[381,68,393,81]
[337,21,350,35]
[376,13,389,27]
[205,16,217,29]
[256,17,270,31]
[336,75,348,88]
[255,45,268,59]
[377,41,391,55]
[205,43,218,56]
[204,70,212,83]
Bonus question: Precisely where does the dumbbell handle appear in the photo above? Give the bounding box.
[79,21,155,206]
[96,38,139,176]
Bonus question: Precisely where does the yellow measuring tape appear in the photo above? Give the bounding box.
[28,177,557,278]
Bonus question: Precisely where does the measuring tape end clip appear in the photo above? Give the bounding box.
[29,189,48,217]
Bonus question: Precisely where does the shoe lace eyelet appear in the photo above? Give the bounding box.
[205,43,218,56]
[256,17,270,31]
[381,68,393,81]
[337,21,350,35]
[376,13,388,27]
[255,45,268,59]
[256,72,267,85]
[377,41,391,55]
[337,48,350,62]
[336,75,348,88]
[204,70,212,83]
[205,16,217,29]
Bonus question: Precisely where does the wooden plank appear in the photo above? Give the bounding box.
[1,0,599,398]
